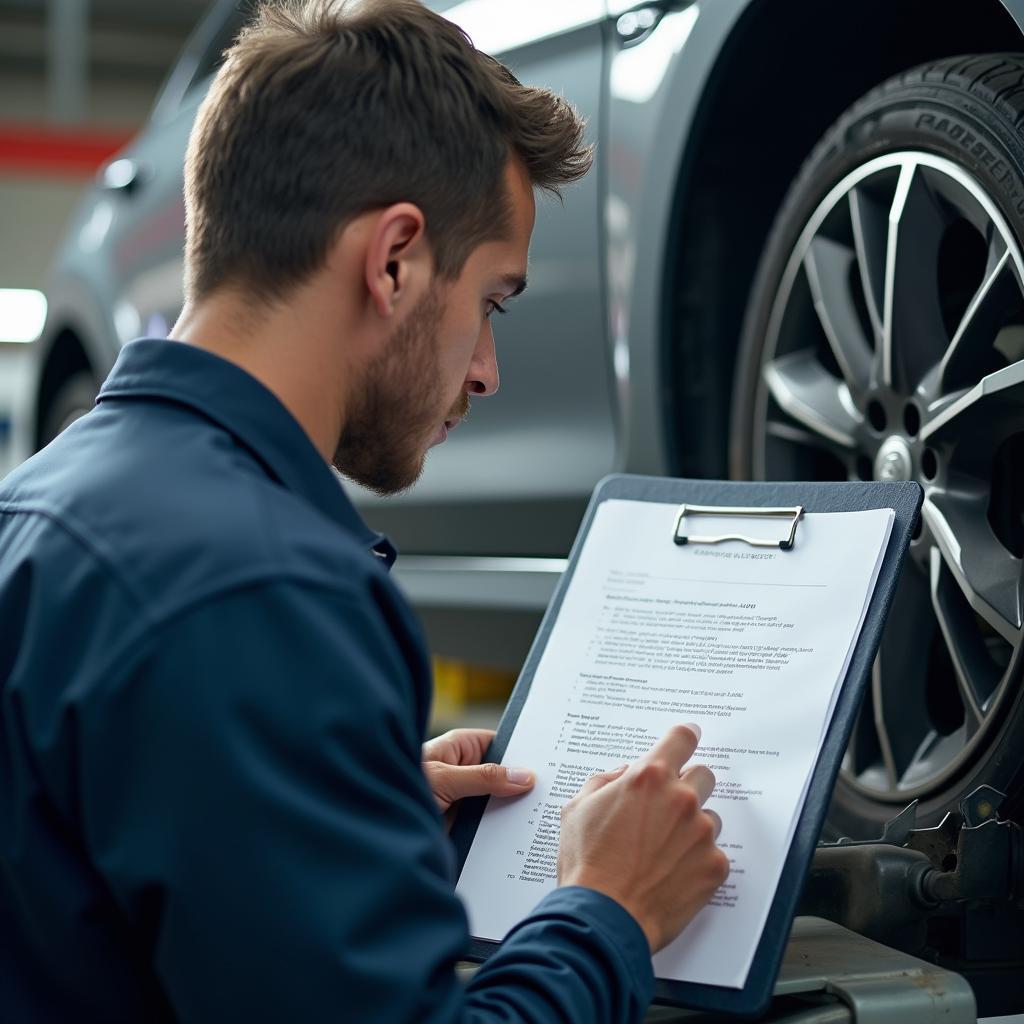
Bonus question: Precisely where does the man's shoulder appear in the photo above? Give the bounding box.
[0,402,386,623]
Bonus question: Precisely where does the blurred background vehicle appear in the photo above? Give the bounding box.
[7,0,1024,857]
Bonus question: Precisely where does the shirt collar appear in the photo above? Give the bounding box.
[97,338,397,568]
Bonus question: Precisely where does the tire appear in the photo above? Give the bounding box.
[41,371,98,447]
[731,55,1024,839]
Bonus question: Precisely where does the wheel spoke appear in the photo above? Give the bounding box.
[848,186,887,347]
[870,568,938,786]
[755,150,1024,805]
[929,547,987,734]
[922,493,1023,645]
[844,688,886,783]
[921,358,1024,444]
[900,728,971,791]
[937,247,1024,394]
[765,418,840,453]
[868,673,899,791]
[763,349,861,449]
[883,161,950,391]
[804,236,874,396]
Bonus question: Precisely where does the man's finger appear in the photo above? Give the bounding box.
[575,763,629,799]
[422,727,495,765]
[679,764,716,806]
[643,723,701,775]
[426,761,534,806]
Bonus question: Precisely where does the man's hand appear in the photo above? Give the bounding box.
[557,723,729,954]
[422,728,535,820]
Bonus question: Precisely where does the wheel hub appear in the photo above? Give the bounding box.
[874,435,913,483]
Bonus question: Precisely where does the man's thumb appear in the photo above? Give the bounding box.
[430,761,535,804]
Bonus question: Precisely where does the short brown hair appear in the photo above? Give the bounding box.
[183,0,592,302]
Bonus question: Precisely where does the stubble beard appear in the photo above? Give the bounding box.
[333,290,459,496]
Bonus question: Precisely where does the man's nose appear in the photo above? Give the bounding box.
[465,324,500,397]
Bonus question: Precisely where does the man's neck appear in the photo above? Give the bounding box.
[169,291,347,465]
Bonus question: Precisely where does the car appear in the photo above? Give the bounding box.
[27,0,1024,873]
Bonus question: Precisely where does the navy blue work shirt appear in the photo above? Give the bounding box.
[0,338,654,1022]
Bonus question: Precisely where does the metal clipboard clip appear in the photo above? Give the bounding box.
[672,504,805,550]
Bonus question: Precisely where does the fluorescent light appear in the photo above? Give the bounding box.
[0,289,47,344]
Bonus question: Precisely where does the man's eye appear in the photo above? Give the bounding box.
[486,300,508,319]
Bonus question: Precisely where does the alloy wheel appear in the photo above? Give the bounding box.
[753,151,1024,803]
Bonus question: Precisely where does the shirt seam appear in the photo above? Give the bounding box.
[77,572,408,702]
[0,500,397,686]
[0,495,389,612]
[0,501,153,623]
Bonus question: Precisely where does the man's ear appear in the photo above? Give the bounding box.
[365,203,429,319]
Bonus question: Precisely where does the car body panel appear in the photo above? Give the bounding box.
[102,95,199,346]
[605,0,748,477]
[25,0,1024,616]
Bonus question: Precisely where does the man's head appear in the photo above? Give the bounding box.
[181,0,591,493]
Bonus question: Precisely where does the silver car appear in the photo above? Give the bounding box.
[26,0,1024,943]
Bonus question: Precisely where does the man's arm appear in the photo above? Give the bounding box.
[77,580,652,1023]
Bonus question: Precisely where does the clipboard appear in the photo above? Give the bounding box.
[451,475,923,1018]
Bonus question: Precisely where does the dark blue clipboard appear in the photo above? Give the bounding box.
[450,475,922,1018]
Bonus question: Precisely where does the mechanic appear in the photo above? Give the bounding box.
[0,1,728,1021]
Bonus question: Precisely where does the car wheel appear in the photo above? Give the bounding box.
[731,55,1024,838]
[41,371,98,446]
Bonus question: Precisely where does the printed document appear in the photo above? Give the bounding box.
[456,499,894,989]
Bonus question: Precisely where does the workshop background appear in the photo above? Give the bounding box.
[0,0,183,466]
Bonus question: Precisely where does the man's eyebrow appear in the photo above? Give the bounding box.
[501,274,528,299]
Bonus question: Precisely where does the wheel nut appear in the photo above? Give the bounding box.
[921,448,939,481]
[903,403,921,437]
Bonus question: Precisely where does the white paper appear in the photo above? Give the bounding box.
[456,499,894,989]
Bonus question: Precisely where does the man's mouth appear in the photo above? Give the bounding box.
[429,417,460,448]
[428,407,468,448]
[428,397,470,450]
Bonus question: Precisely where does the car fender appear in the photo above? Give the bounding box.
[604,0,752,477]
[37,270,120,384]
